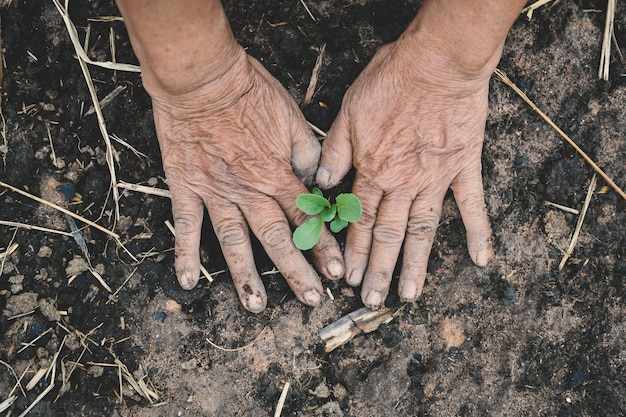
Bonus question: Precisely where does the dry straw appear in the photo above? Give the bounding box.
[494,69,625,201]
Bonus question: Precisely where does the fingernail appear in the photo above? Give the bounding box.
[316,166,331,188]
[474,249,491,267]
[326,258,345,280]
[346,267,364,287]
[178,270,198,290]
[363,290,384,310]
[302,289,322,306]
[400,281,417,302]
[245,294,266,314]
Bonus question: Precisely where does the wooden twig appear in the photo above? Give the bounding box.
[319,307,399,352]
[494,69,626,200]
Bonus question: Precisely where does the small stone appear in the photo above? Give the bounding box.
[65,257,89,276]
[5,292,39,316]
[153,311,167,322]
[311,382,331,398]
[180,358,197,370]
[332,384,347,401]
[39,298,61,322]
[9,274,24,294]
[314,401,343,416]
[88,365,104,378]
[38,246,53,258]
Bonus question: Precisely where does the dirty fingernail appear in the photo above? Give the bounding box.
[400,281,417,302]
[326,258,345,280]
[346,267,364,287]
[178,270,198,290]
[316,166,331,188]
[302,289,322,306]
[363,290,384,309]
[245,294,266,314]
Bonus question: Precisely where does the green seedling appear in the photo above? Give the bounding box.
[293,187,362,250]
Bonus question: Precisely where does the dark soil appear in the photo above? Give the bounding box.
[1,1,624,416]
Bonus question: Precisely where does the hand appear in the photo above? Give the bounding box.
[151,49,344,313]
[316,31,496,309]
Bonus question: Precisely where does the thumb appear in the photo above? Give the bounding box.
[290,115,322,187]
[315,108,353,189]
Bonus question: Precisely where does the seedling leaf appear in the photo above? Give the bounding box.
[293,217,323,250]
[330,217,349,233]
[311,187,323,197]
[320,205,337,222]
[296,194,330,215]
[335,193,362,222]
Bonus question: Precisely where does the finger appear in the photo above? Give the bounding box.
[206,200,267,313]
[290,117,321,186]
[241,198,324,306]
[360,192,412,309]
[316,108,353,189]
[398,190,445,302]
[344,177,383,287]
[451,163,493,266]
[170,189,204,290]
[274,177,345,281]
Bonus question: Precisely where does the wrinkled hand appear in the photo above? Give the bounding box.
[151,50,344,313]
[316,35,496,309]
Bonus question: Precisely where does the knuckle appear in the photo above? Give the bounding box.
[216,223,248,247]
[372,225,405,245]
[458,193,487,216]
[406,217,439,240]
[258,221,291,250]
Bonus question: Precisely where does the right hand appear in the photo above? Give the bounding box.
[316,29,497,309]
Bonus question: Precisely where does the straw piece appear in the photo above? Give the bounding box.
[205,327,267,352]
[274,381,290,417]
[304,43,326,106]
[598,0,616,80]
[0,180,120,239]
[84,85,127,116]
[544,201,580,215]
[494,69,625,200]
[51,0,140,72]
[299,0,316,22]
[307,121,327,138]
[117,181,172,199]
[0,220,74,237]
[521,0,556,20]
[559,174,597,270]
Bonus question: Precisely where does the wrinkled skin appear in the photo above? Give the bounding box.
[151,49,344,313]
[316,34,497,310]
